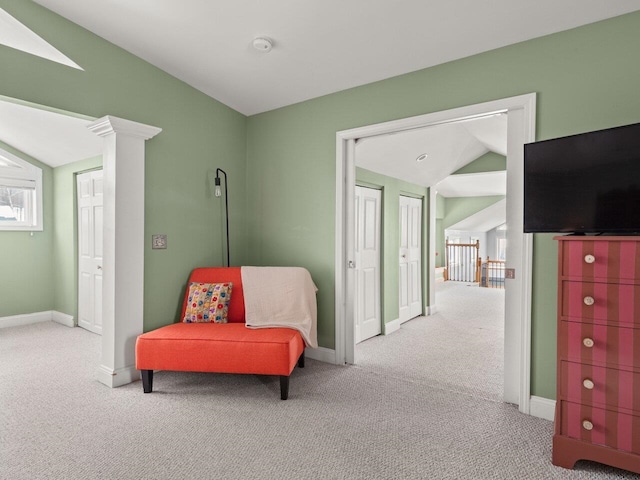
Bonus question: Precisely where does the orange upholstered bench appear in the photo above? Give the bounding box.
[135,267,305,400]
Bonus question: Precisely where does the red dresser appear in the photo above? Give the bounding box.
[553,236,640,473]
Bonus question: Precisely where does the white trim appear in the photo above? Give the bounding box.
[87,115,162,389]
[335,93,537,414]
[305,346,337,364]
[52,311,75,328]
[0,310,74,329]
[96,364,141,388]
[426,305,438,315]
[0,311,51,328]
[384,318,401,335]
[530,396,556,421]
[88,115,161,140]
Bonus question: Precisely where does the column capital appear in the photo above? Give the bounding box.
[88,115,161,140]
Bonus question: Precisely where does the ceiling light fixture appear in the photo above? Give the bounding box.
[416,153,428,162]
[252,37,273,53]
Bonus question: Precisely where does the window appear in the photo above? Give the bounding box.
[0,150,42,231]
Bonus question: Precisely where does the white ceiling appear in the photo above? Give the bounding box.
[31,0,640,116]
[0,100,103,168]
[436,171,506,198]
[356,113,507,188]
[0,7,81,69]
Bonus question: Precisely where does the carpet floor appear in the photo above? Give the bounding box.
[1,282,638,479]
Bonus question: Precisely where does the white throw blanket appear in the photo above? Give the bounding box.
[241,266,318,348]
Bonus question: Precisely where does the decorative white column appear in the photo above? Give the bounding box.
[87,116,161,388]
[427,187,437,315]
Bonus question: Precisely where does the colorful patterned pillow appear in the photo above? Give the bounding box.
[183,282,233,323]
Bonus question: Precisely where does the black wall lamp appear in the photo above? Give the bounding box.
[214,168,229,267]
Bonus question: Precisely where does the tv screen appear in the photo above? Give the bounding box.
[524,122,640,234]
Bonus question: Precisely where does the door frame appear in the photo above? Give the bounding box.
[335,93,536,413]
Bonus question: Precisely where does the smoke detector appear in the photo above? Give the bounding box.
[252,37,273,53]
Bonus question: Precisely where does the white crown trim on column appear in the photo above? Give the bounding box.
[88,115,162,140]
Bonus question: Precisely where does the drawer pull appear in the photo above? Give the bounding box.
[582,420,594,431]
[583,338,595,348]
[583,378,595,390]
[584,254,596,264]
[583,296,595,306]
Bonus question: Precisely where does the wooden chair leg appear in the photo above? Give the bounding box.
[297,350,305,368]
[141,370,153,393]
[279,376,289,400]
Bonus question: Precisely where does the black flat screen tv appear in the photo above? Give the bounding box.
[524,122,640,234]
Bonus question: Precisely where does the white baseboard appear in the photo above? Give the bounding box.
[97,364,141,388]
[384,318,400,335]
[0,310,74,329]
[529,395,556,421]
[52,311,75,327]
[426,305,437,315]
[305,346,336,364]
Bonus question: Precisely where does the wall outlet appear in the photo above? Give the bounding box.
[152,234,167,249]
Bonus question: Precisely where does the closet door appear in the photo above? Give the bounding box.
[399,195,422,323]
[355,186,382,343]
[77,170,104,335]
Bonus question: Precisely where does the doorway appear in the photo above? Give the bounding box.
[335,93,536,413]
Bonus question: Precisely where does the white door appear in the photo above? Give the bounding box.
[77,170,104,335]
[399,195,422,323]
[355,186,382,343]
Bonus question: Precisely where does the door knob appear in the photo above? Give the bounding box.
[97,265,102,270]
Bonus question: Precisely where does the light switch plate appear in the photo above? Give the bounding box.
[152,234,167,249]
[505,268,515,279]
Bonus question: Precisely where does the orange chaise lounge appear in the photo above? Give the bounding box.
[135,267,313,400]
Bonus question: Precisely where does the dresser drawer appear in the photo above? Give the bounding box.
[560,281,640,327]
[560,401,640,454]
[558,321,640,369]
[560,240,640,282]
[559,361,640,413]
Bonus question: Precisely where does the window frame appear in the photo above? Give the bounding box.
[0,149,43,231]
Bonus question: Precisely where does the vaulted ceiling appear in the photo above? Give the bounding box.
[356,113,507,192]
[31,0,640,116]
[2,1,640,181]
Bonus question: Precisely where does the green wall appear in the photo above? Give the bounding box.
[453,151,506,175]
[4,2,640,401]
[0,1,247,329]
[52,156,103,320]
[0,141,53,317]
[246,12,640,400]
[443,196,505,230]
[356,168,430,329]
